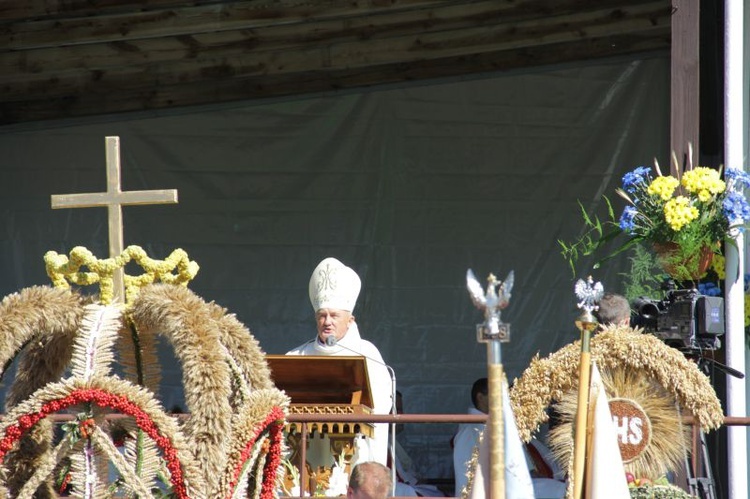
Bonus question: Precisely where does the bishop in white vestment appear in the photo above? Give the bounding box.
[287,257,393,467]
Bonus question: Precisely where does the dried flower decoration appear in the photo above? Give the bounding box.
[44,245,199,305]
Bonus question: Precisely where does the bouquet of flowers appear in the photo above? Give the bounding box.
[561,154,750,282]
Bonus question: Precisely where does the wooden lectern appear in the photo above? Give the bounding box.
[266,355,375,438]
[267,355,377,494]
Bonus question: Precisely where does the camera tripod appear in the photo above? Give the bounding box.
[681,352,744,499]
[684,426,716,499]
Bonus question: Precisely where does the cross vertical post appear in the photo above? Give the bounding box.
[106,136,125,275]
[51,136,178,303]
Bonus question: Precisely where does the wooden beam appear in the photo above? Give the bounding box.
[0,0,457,48]
[670,0,700,172]
[0,33,669,125]
[0,1,669,56]
[0,0,662,25]
[0,3,671,92]
[0,0,672,125]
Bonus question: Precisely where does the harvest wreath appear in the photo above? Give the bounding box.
[510,325,723,497]
[0,247,289,498]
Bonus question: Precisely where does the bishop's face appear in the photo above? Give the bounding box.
[315,308,354,343]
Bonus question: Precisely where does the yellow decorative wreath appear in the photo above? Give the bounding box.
[44,245,199,304]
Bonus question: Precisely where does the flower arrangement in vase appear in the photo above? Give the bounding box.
[561,151,750,283]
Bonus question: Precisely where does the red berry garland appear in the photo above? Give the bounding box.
[0,388,285,499]
[226,406,285,499]
[0,388,189,499]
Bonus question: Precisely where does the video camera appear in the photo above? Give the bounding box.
[631,288,725,351]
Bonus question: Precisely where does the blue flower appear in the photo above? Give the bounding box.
[722,191,750,224]
[619,206,638,233]
[698,282,722,297]
[725,168,750,190]
[621,166,651,194]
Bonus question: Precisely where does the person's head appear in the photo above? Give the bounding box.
[471,377,489,414]
[347,461,392,499]
[308,257,361,343]
[594,293,631,327]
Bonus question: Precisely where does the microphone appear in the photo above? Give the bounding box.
[323,335,398,492]
[323,337,396,408]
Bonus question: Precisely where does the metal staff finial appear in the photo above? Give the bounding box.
[466,269,514,343]
[466,268,515,499]
[571,275,603,499]
[574,275,603,334]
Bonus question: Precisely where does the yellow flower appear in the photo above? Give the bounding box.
[711,254,726,279]
[745,293,750,328]
[682,167,725,202]
[664,196,698,231]
[647,175,679,200]
[43,245,199,306]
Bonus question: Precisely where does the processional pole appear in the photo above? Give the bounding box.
[571,276,603,499]
[466,269,515,499]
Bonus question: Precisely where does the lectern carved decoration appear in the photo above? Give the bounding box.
[266,355,376,494]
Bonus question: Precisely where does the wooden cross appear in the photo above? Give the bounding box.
[51,136,178,303]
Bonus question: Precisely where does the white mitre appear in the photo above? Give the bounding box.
[309,257,361,312]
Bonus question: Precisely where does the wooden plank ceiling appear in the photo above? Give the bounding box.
[0,0,671,126]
